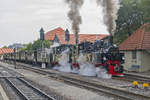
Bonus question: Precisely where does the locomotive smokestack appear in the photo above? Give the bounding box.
[75,32,79,44]
[109,35,113,45]
[96,0,120,36]
[65,0,84,45]
[65,29,70,42]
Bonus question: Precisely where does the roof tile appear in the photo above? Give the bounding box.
[119,23,150,50]
[0,48,14,54]
[45,27,108,44]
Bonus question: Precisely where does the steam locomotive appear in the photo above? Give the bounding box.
[3,37,125,77]
[51,38,125,76]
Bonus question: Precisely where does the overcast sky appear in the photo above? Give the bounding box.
[0,0,108,47]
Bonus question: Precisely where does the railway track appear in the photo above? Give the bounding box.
[124,73,150,83]
[112,73,150,84]
[3,77,55,100]
[5,61,150,83]
[2,61,150,100]
[21,65,150,100]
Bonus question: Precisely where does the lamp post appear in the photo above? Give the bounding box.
[40,28,46,68]
[65,29,72,63]
[75,32,79,63]
[14,47,16,69]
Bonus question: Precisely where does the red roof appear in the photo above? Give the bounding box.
[0,48,14,54]
[45,27,108,44]
[119,23,150,50]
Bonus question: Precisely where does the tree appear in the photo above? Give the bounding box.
[20,39,51,52]
[32,39,51,50]
[2,46,8,48]
[26,43,33,51]
[20,44,27,51]
[32,39,42,51]
[114,0,150,45]
[43,40,51,48]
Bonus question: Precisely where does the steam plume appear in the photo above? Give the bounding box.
[65,0,84,44]
[96,0,120,36]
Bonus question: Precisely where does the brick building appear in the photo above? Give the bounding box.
[45,27,108,44]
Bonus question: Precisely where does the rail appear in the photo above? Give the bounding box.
[23,66,150,100]
[4,77,56,100]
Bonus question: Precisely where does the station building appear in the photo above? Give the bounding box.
[44,27,108,44]
[119,23,150,72]
[0,48,14,60]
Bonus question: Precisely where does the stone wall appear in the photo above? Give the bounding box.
[141,50,150,72]
[121,50,142,72]
[121,50,150,72]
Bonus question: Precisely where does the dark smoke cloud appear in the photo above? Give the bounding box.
[65,0,84,44]
[97,0,120,36]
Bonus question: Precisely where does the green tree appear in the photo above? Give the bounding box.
[114,0,150,45]
[26,43,33,51]
[32,39,42,50]
[32,39,51,50]
[20,39,51,52]
[138,0,150,22]
[20,44,27,51]
[2,46,8,48]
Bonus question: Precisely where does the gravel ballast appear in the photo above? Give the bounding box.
[0,62,114,100]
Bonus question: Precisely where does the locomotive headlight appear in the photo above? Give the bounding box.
[103,57,106,61]
[122,57,125,60]
[113,44,117,47]
[104,49,109,53]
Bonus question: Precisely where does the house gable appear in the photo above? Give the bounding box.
[119,23,150,72]
[119,23,150,51]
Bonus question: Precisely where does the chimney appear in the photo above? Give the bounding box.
[40,27,45,41]
[65,29,70,42]
[109,35,113,45]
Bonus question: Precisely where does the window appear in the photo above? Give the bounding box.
[132,50,137,59]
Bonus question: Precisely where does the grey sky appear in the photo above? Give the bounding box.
[0,0,108,47]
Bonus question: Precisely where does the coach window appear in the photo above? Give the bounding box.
[132,50,137,59]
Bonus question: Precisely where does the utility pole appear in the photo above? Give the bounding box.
[75,32,79,63]
[65,29,71,63]
[14,47,16,69]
